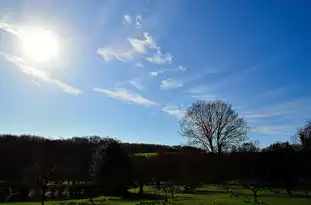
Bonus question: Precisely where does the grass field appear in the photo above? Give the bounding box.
[133,153,159,158]
[1,185,310,205]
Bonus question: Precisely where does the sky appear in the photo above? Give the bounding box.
[0,0,310,147]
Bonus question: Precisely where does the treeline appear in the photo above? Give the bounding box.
[0,134,311,203]
[0,134,203,180]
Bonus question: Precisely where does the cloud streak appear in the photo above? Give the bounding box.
[251,125,294,136]
[93,88,156,107]
[129,80,144,91]
[1,53,83,95]
[243,111,291,120]
[160,78,183,90]
[97,47,135,62]
[0,21,20,36]
[162,106,186,119]
[98,30,174,66]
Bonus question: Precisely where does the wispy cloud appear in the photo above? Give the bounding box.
[136,15,142,28]
[145,52,172,65]
[245,98,311,137]
[128,32,158,54]
[97,47,135,62]
[243,111,292,120]
[184,69,217,84]
[251,125,294,136]
[123,14,132,25]
[0,21,20,36]
[162,106,186,119]
[160,78,183,90]
[188,85,218,101]
[129,80,144,91]
[93,88,156,107]
[98,32,162,65]
[1,53,82,95]
[245,98,311,122]
[98,15,176,67]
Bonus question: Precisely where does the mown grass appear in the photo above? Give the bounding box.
[1,185,310,205]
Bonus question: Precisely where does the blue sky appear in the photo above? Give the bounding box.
[0,0,310,147]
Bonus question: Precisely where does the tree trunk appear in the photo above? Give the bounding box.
[41,186,46,205]
[286,187,292,197]
[139,182,143,195]
[156,180,160,190]
[253,190,258,203]
[164,190,168,202]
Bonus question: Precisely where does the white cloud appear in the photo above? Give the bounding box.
[98,32,162,64]
[160,78,183,90]
[1,53,82,95]
[136,15,142,28]
[97,47,134,62]
[128,38,147,54]
[98,20,175,67]
[123,14,132,24]
[162,106,186,119]
[150,71,159,76]
[149,70,164,77]
[145,52,172,65]
[127,32,158,54]
[93,88,155,107]
[129,80,144,91]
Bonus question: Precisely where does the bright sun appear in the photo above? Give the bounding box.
[20,27,59,63]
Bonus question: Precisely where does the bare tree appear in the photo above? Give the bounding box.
[296,120,311,150]
[179,100,248,154]
[237,141,260,153]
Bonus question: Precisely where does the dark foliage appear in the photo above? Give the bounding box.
[0,133,311,202]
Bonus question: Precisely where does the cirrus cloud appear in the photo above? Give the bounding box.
[160,78,183,90]
[1,53,83,95]
[93,87,156,107]
[162,106,186,119]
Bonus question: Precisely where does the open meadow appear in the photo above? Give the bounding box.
[1,185,310,205]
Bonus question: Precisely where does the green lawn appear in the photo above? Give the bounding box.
[1,185,310,205]
[133,153,159,158]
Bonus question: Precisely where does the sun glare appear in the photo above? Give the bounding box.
[20,27,59,63]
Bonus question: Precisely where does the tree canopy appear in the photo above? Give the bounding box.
[180,100,248,154]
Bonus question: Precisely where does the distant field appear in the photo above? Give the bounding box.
[133,153,159,158]
[1,185,310,205]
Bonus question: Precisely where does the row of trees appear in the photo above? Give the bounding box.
[1,135,310,202]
